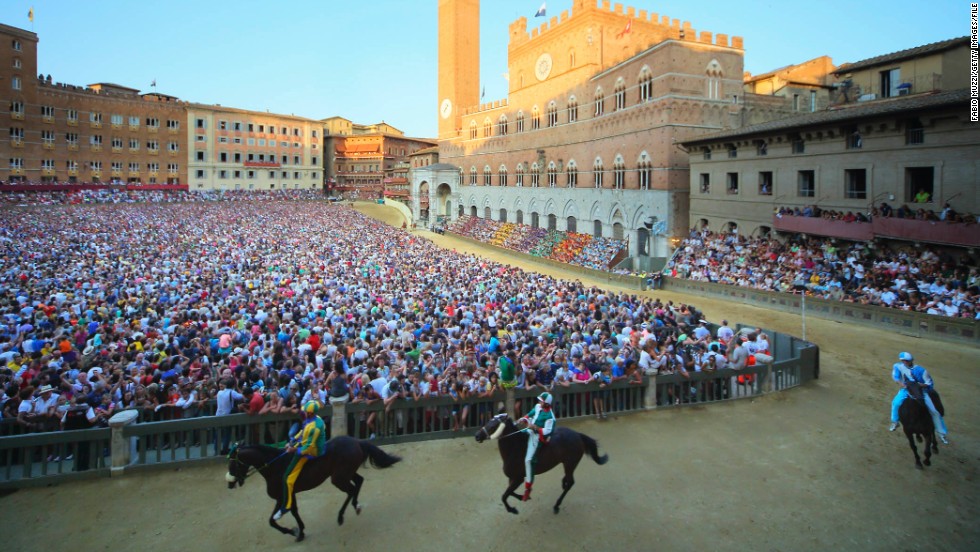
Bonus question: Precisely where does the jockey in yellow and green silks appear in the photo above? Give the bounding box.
[275,400,327,520]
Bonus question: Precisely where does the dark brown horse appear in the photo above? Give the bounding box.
[898,383,939,469]
[226,437,401,541]
[475,413,608,514]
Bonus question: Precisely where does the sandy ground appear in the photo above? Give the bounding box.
[1,202,977,552]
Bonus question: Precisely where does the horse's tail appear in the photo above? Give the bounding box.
[359,441,402,469]
[580,433,609,466]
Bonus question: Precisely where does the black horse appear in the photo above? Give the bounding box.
[226,437,401,541]
[898,382,939,469]
[475,413,608,514]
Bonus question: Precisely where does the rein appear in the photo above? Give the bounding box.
[231,448,290,481]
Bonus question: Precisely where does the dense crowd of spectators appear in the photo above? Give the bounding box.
[0,200,754,447]
[776,201,977,224]
[0,188,324,206]
[666,229,979,319]
[446,216,627,271]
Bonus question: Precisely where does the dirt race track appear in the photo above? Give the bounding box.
[1,202,977,552]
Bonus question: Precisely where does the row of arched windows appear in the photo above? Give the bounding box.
[468,70,657,139]
[464,205,628,240]
[464,154,655,190]
[467,60,725,139]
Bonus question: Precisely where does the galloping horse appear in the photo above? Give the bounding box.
[475,413,608,514]
[226,437,401,541]
[898,382,939,469]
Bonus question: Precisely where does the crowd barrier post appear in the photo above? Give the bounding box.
[108,410,139,476]
[329,396,349,439]
[643,376,658,409]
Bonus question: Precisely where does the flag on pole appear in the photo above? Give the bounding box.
[151,79,157,88]
[617,18,632,39]
[481,86,485,100]
[28,7,34,22]
[534,2,546,17]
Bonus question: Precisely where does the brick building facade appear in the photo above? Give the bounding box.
[0,24,187,186]
[432,0,797,263]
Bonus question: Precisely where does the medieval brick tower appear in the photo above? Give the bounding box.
[437,0,480,140]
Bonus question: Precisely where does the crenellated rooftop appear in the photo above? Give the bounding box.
[509,0,743,51]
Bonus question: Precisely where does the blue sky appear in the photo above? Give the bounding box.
[2,0,964,138]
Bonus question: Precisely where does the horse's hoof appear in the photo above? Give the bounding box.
[553,506,561,515]
[915,463,923,470]
[924,459,931,466]
[337,516,344,526]
[506,507,519,515]
[295,533,305,543]
[355,505,362,515]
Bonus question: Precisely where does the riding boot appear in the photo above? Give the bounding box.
[522,482,532,502]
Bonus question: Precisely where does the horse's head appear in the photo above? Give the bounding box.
[905,381,926,402]
[475,413,510,443]
[225,442,248,489]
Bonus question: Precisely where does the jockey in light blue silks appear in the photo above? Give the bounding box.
[889,352,948,444]
[520,391,556,502]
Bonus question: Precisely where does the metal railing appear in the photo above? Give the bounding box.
[0,337,817,488]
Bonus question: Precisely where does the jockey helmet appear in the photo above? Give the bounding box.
[898,352,913,362]
[302,400,320,416]
[537,392,553,406]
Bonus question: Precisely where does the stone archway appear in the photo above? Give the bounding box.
[435,183,452,220]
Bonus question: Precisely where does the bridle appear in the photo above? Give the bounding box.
[229,446,289,482]
[477,415,524,441]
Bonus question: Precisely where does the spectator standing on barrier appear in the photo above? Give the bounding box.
[716,320,734,345]
[215,378,243,455]
[754,331,774,365]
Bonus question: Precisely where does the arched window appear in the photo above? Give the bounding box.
[483,118,492,137]
[567,95,578,123]
[547,101,558,127]
[614,78,626,111]
[637,152,652,190]
[593,219,603,237]
[638,66,653,102]
[515,163,525,187]
[531,106,541,130]
[568,49,576,68]
[706,59,723,100]
[613,154,626,189]
[469,166,477,186]
[637,227,650,256]
[567,216,577,233]
[499,208,508,221]
[516,111,525,133]
[531,212,540,228]
[468,120,477,139]
[593,157,604,188]
[497,115,508,136]
[483,164,492,186]
[547,161,558,188]
[516,210,524,224]
[612,222,624,240]
[498,164,508,186]
[530,162,540,188]
[566,160,578,188]
[471,205,478,217]
[594,87,604,116]
[547,214,557,231]
[485,206,492,219]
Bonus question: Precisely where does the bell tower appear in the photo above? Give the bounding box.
[438,0,480,141]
